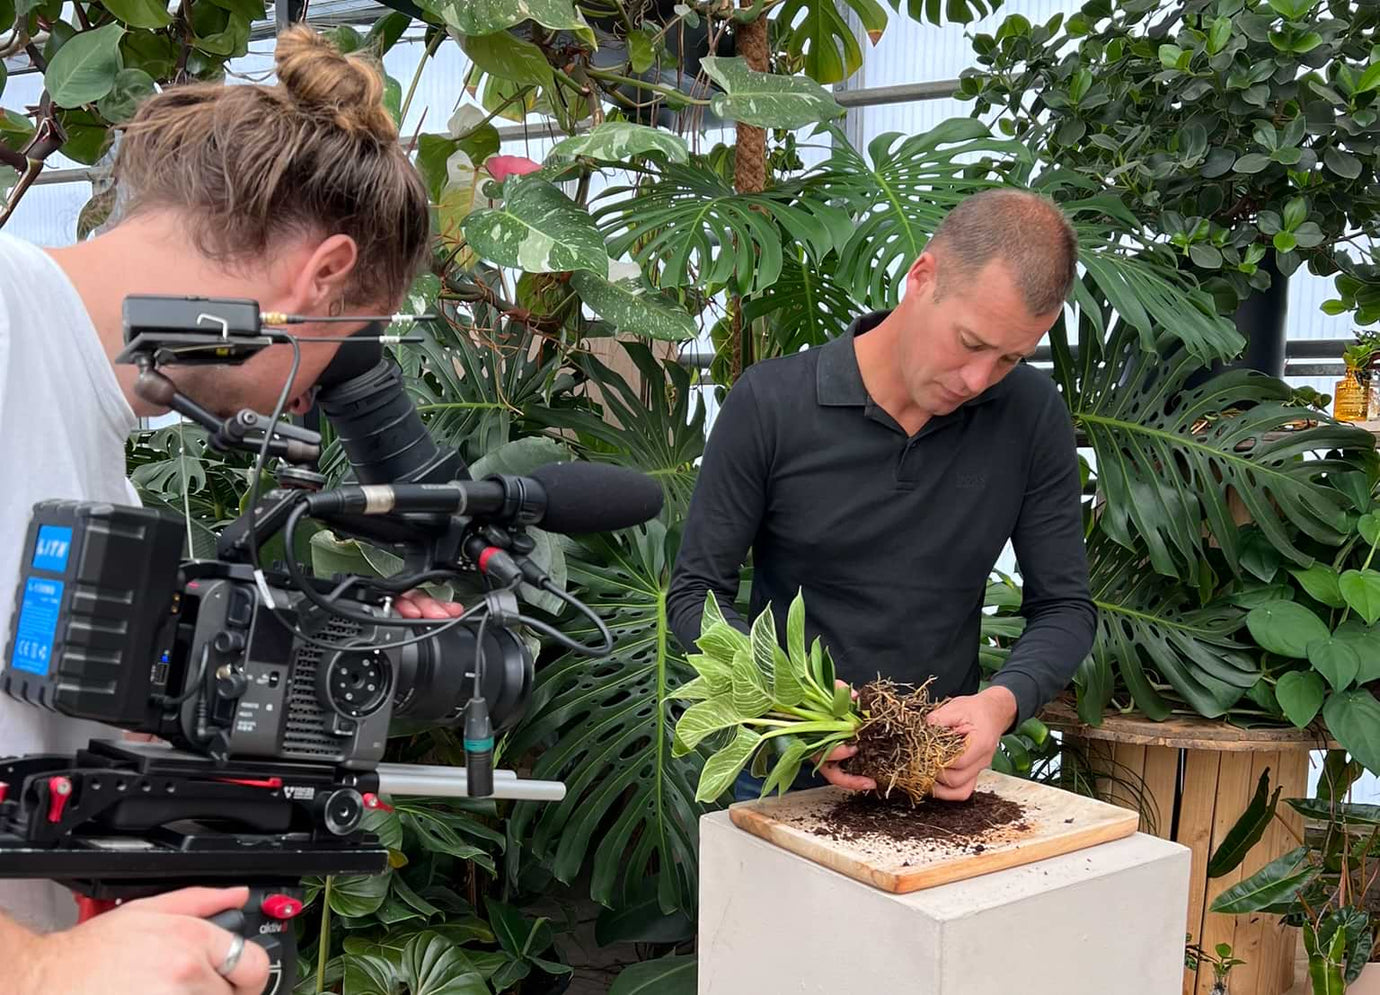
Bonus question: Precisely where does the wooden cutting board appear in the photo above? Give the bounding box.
[728,769,1140,894]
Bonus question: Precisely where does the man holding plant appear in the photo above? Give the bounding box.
[668,189,1097,803]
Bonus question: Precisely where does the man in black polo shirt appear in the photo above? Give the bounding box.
[667,189,1097,803]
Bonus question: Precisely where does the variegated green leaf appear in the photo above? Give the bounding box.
[748,607,778,695]
[461,178,608,276]
[700,56,844,129]
[569,269,697,342]
[731,646,773,716]
[696,620,747,666]
[672,697,745,754]
[696,727,762,802]
[701,589,727,632]
[670,676,714,701]
[439,0,589,35]
[549,122,689,164]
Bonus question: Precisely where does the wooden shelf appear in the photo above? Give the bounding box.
[1039,698,1336,752]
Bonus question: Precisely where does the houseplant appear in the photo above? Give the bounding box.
[1209,760,1380,992]
[957,0,1380,368]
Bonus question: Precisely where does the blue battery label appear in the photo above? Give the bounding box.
[31,525,73,573]
[10,577,64,675]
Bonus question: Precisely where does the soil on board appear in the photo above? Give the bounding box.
[805,790,1032,860]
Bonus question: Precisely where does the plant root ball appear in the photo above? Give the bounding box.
[841,678,967,806]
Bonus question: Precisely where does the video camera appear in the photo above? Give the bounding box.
[0,295,662,993]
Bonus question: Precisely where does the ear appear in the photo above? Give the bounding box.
[906,249,939,298]
[293,234,359,313]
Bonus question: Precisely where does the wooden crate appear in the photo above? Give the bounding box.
[1042,701,1326,995]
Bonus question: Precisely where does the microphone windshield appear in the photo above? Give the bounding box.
[529,462,664,535]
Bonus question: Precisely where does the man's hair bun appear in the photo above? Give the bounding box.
[274,24,397,142]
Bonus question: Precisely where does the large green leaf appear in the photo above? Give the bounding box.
[1210,845,1318,913]
[699,56,844,129]
[458,30,553,88]
[809,120,1030,307]
[95,67,155,123]
[1053,304,1369,582]
[1207,767,1281,876]
[1083,531,1258,721]
[439,0,588,34]
[524,341,704,520]
[549,122,688,164]
[343,949,399,995]
[101,0,171,29]
[777,0,888,84]
[396,315,575,467]
[569,269,698,342]
[462,178,607,275]
[44,23,125,107]
[1247,600,1330,659]
[1323,689,1380,775]
[697,726,762,802]
[330,873,391,918]
[608,954,697,995]
[504,523,710,914]
[1275,670,1325,728]
[1340,568,1380,625]
[741,246,864,354]
[594,159,848,295]
[400,932,488,995]
[1288,797,1380,826]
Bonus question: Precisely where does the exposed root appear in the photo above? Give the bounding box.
[842,677,967,806]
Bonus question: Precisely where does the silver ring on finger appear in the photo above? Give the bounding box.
[217,933,246,977]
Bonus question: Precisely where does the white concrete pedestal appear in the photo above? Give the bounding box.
[698,810,1191,995]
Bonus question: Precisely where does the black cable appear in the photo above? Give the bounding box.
[153,644,209,707]
[212,332,472,653]
[515,580,614,656]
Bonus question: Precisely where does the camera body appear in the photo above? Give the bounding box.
[2,499,531,771]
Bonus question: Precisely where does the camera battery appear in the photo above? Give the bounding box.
[3,500,185,726]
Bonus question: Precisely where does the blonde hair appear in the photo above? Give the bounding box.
[111,25,430,308]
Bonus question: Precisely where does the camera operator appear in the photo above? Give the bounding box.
[0,26,456,994]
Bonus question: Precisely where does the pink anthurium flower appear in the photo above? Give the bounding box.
[486,155,542,182]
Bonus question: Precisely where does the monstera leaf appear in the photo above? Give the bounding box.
[524,342,705,520]
[777,0,888,84]
[1078,530,1260,723]
[740,245,864,354]
[594,160,850,296]
[1054,296,1372,583]
[807,120,1031,306]
[397,314,579,466]
[503,522,709,914]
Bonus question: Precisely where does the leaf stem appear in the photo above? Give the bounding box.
[399,29,442,127]
[586,66,713,105]
[316,876,333,994]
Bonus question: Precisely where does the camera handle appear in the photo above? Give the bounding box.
[73,883,304,995]
[132,362,322,465]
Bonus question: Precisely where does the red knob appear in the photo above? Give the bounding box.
[46,776,72,823]
[362,793,393,813]
[261,894,304,920]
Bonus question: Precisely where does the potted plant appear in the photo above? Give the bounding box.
[1209,760,1380,992]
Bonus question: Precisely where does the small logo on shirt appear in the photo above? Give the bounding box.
[955,474,986,489]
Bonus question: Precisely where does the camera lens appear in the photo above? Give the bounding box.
[392,623,532,732]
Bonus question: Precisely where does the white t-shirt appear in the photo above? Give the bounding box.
[0,232,139,931]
